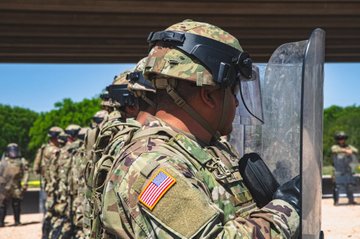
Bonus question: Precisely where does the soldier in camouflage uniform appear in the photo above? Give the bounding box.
[50,124,82,239]
[71,117,106,239]
[331,131,359,205]
[82,110,110,238]
[42,131,67,239]
[102,20,300,238]
[0,143,29,227]
[70,127,90,239]
[85,60,156,239]
[33,126,63,214]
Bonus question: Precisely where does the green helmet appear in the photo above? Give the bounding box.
[144,19,252,87]
[335,131,348,140]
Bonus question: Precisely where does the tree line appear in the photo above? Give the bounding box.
[0,98,100,162]
[0,100,358,166]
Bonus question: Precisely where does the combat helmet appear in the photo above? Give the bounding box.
[5,143,21,158]
[48,126,64,138]
[144,20,262,139]
[100,89,114,111]
[335,131,348,140]
[93,110,108,125]
[145,19,251,87]
[127,57,156,108]
[65,124,81,138]
[58,132,69,146]
[78,127,90,141]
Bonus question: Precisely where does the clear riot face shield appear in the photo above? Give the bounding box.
[236,65,263,126]
[230,29,325,239]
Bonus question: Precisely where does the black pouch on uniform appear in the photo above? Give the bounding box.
[238,153,280,208]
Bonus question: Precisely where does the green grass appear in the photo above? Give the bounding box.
[322,165,334,176]
[322,164,360,175]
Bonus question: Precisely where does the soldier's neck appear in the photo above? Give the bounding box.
[155,109,212,144]
[136,111,153,125]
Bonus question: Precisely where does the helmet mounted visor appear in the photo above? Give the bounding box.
[106,84,136,107]
[148,30,263,124]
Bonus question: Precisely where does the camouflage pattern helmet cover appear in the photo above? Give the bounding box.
[65,124,81,137]
[48,126,64,138]
[127,57,156,94]
[113,70,131,85]
[335,131,348,140]
[78,127,90,141]
[93,110,108,125]
[107,70,137,107]
[144,19,245,87]
[100,89,114,108]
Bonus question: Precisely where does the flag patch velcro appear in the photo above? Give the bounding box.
[138,169,176,210]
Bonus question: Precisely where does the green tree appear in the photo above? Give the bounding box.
[28,98,101,160]
[0,104,38,161]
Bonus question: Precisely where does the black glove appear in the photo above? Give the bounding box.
[273,175,301,215]
[238,153,279,208]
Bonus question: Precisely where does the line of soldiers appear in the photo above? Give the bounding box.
[0,143,29,227]
[34,19,301,238]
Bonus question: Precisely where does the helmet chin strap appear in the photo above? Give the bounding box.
[165,83,221,142]
[217,88,232,136]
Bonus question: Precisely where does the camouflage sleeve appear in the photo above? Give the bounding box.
[33,147,43,174]
[227,200,299,238]
[21,158,29,186]
[115,154,299,239]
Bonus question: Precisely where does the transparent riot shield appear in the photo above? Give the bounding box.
[301,29,325,239]
[230,28,325,238]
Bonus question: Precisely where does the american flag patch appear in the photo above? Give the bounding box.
[138,169,176,210]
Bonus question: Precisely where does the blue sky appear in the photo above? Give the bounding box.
[0,63,359,112]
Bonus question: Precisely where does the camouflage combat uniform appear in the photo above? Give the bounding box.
[0,148,29,226]
[85,59,152,239]
[34,141,61,208]
[71,127,90,239]
[42,143,62,238]
[83,112,111,239]
[84,110,141,239]
[102,116,299,238]
[101,19,299,238]
[49,131,82,239]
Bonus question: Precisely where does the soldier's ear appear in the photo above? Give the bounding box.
[199,87,218,109]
